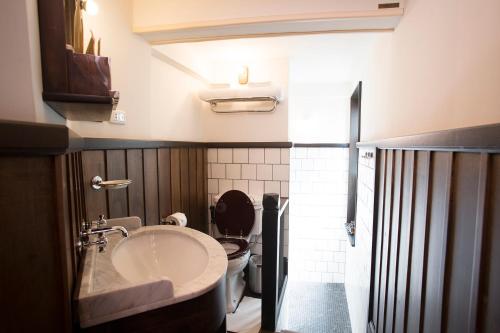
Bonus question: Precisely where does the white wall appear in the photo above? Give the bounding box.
[360,0,500,141]
[5,0,499,143]
[201,58,289,142]
[67,0,205,141]
[133,0,383,30]
[0,0,204,141]
[155,33,378,143]
[289,80,351,143]
[0,0,65,125]
[346,1,500,330]
[156,40,291,142]
[67,0,153,139]
[149,56,205,141]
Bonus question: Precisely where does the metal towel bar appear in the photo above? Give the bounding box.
[91,176,132,190]
[208,96,279,113]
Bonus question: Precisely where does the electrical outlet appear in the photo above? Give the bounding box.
[110,110,126,124]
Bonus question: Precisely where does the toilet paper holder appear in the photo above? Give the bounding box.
[160,217,176,225]
[160,212,187,226]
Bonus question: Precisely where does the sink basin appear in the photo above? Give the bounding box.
[112,228,209,286]
[76,220,227,328]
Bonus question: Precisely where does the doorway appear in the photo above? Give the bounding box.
[277,82,362,333]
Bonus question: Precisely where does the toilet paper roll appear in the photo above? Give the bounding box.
[162,212,187,227]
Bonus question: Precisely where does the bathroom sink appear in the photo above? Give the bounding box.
[112,228,209,286]
[76,219,227,328]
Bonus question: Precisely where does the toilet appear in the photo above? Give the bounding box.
[212,190,263,313]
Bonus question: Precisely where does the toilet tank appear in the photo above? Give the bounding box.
[213,192,263,237]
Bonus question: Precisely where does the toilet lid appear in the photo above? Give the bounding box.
[215,190,255,237]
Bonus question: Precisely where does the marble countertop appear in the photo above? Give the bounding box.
[76,217,228,328]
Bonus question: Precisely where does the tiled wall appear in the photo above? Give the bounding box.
[345,148,376,333]
[288,147,349,283]
[207,148,290,255]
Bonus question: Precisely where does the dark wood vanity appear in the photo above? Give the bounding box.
[82,280,226,333]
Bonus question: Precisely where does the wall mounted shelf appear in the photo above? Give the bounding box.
[37,0,119,121]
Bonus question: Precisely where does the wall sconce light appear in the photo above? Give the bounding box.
[238,66,249,85]
[81,0,99,16]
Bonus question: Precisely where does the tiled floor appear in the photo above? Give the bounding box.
[276,281,352,333]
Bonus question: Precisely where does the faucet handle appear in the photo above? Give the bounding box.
[95,235,108,252]
[81,219,90,231]
[92,214,107,227]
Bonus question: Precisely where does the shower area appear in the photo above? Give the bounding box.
[276,61,357,332]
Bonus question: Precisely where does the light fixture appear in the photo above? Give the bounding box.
[81,0,99,16]
[238,66,249,85]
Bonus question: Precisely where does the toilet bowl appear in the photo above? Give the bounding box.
[212,190,262,313]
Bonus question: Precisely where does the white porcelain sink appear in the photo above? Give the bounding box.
[76,219,227,328]
[112,228,209,286]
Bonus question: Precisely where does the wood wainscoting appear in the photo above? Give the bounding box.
[0,120,293,332]
[0,155,72,332]
[79,147,208,231]
[362,124,500,333]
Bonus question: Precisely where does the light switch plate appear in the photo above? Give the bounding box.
[110,110,126,125]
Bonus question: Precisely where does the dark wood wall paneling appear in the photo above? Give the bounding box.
[367,149,500,333]
[81,148,208,232]
[0,156,71,332]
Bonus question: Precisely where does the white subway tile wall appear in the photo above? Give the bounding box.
[257,164,273,180]
[248,148,265,164]
[217,149,233,163]
[288,147,349,284]
[207,148,290,256]
[226,164,241,179]
[233,149,249,163]
[345,148,376,333]
[265,148,281,164]
[241,164,257,180]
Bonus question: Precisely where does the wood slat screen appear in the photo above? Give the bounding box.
[368,150,500,333]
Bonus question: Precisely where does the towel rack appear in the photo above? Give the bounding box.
[91,176,132,190]
[208,96,279,113]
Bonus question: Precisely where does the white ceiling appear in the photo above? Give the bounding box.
[153,32,382,95]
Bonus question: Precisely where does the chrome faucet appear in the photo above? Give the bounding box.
[78,221,129,252]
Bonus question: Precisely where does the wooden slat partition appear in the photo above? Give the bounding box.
[81,147,207,232]
[367,147,500,333]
